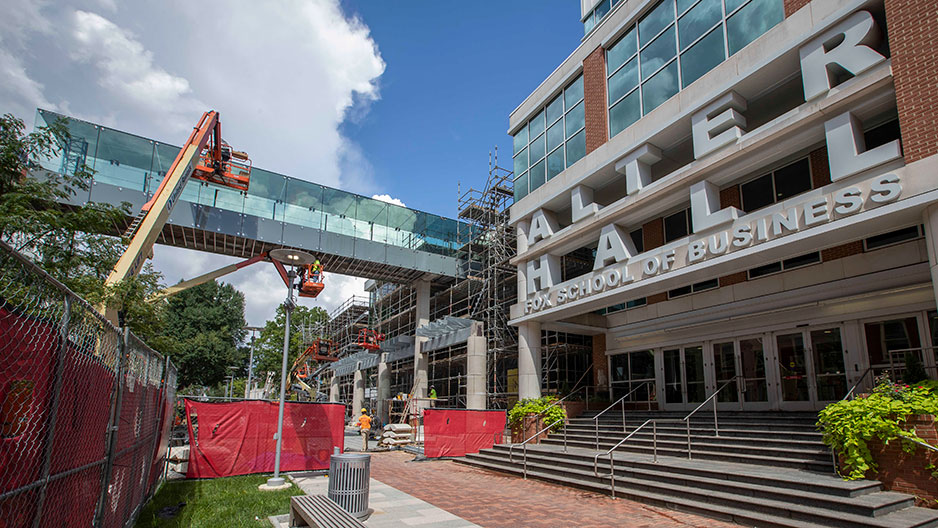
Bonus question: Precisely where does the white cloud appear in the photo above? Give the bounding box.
[70,10,204,134]
[371,194,406,207]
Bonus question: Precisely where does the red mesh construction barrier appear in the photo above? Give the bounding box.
[184,400,346,478]
[424,409,506,458]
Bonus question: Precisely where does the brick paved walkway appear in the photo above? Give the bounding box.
[369,451,738,528]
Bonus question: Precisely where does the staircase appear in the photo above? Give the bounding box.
[459,411,938,528]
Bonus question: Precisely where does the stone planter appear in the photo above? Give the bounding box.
[510,413,545,444]
[853,414,938,508]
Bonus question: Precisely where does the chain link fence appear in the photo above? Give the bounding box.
[0,241,177,528]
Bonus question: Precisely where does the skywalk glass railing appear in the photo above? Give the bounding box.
[36,109,470,257]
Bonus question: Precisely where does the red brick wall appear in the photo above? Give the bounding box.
[784,0,810,17]
[642,218,664,250]
[719,272,748,287]
[864,415,938,507]
[720,186,741,210]
[591,334,607,396]
[885,0,938,164]
[821,241,864,262]
[809,147,831,189]
[583,47,609,155]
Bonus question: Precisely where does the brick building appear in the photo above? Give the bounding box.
[508,0,938,411]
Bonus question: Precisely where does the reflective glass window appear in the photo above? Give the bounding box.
[677,0,700,15]
[513,128,527,154]
[681,26,725,87]
[564,76,584,109]
[513,147,528,176]
[641,26,677,78]
[584,11,596,35]
[608,57,639,104]
[607,29,637,72]
[528,109,546,138]
[529,133,546,164]
[664,209,690,241]
[566,130,586,166]
[642,61,679,113]
[594,0,611,22]
[547,121,565,152]
[610,90,641,137]
[529,159,546,191]
[514,172,529,201]
[725,0,749,13]
[546,95,564,125]
[547,148,565,180]
[678,0,723,48]
[639,0,676,47]
[741,174,773,212]
[773,158,811,201]
[727,0,783,55]
[565,101,585,138]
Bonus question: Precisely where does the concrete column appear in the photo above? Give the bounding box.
[352,369,365,417]
[466,322,487,410]
[413,281,431,401]
[924,204,938,309]
[377,353,390,423]
[329,373,339,403]
[518,321,542,400]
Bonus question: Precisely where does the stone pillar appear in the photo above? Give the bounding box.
[329,373,339,403]
[924,204,938,309]
[518,321,542,400]
[413,280,431,403]
[592,334,607,397]
[377,353,390,424]
[466,321,487,410]
[352,369,364,417]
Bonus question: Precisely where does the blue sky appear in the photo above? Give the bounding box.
[339,1,584,217]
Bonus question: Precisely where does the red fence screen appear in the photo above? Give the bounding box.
[424,409,506,458]
[184,400,345,478]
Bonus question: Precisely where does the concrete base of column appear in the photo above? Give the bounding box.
[518,321,542,400]
[466,331,486,410]
[352,370,364,417]
[377,355,390,423]
[329,374,339,403]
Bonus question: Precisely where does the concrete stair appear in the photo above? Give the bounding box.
[458,411,938,528]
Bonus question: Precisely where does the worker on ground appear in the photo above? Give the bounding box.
[429,385,437,408]
[355,408,372,451]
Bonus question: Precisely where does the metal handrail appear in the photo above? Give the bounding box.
[536,383,591,424]
[508,416,566,479]
[903,437,938,453]
[591,418,680,499]
[683,376,740,436]
[842,366,875,401]
[592,381,652,449]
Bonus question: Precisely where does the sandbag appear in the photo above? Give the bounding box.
[384,423,412,433]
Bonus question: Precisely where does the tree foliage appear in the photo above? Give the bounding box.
[0,112,165,338]
[163,280,247,387]
[254,304,329,387]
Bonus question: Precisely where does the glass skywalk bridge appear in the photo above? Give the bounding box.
[35,109,468,283]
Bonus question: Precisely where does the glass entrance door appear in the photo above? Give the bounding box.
[775,327,846,409]
[710,337,769,410]
[662,345,705,409]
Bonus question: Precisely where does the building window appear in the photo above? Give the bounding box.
[513,76,585,201]
[747,251,820,279]
[864,225,923,251]
[740,157,812,213]
[584,0,622,35]
[668,278,719,299]
[606,0,783,139]
[610,350,656,400]
[663,208,691,242]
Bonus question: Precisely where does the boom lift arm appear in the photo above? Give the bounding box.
[101,111,250,319]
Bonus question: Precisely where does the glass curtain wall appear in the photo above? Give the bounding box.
[606,0,782,137]
[35,109,463,257]
[512,76,585,201]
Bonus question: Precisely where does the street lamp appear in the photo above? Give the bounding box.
[245,327,262,399]
[261,248,315,490]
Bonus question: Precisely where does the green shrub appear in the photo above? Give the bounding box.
[508,396,566,433]
[818,376,938,480]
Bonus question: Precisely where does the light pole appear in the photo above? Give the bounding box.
[245,327,262,399]
[262,248,314,490]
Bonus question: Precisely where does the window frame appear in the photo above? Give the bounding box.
[739,156,814,213]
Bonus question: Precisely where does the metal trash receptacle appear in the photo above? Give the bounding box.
[327,453,370,518]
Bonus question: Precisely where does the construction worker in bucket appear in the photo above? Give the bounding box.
[355,408,372,451]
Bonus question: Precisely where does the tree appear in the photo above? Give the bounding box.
[0,112,166,339]
[254,304,329,390]
[163,280,247,387]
